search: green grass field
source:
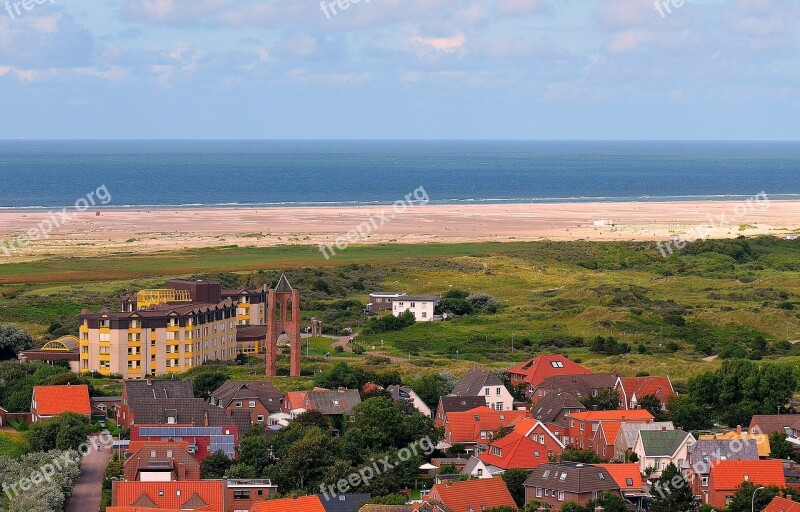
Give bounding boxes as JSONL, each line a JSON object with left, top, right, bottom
{"left": 0, "top": 429, "right": 29, "bottom": 458}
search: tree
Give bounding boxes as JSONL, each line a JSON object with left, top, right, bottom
{"left": 313, "top": 362, "right": 361, "bottom": 389}
{"left": 637, "top": 394, "right": 668, "bottom": 421}
{"left": 193, "top": 370, "right": 228, "bottom": 398}
{"left": 0, "top": 324, "right": 33, "bottom": 360}
{"left": 410, "top": 372, "right": 457, "bottom": 407}
{"left": 438, "top": 463, "right": 458, "bottom": 475}
{"left": 29, "top": 412, "right": 92, "bottom": 452}
{"left": 587, "top": 492, "right": 628, "bottom": 512}
{"left": 723, "top": 482, "right": 782, "bottom": 512}
{"left": 769, "top": 431, "right": 796, "bottom": 460}
{"left": 483, "top": 507, "right": 517, "bottom": 512}
{"left": 666, "top": 395, "right": 713, "bottom": 431}
{"left": 370, "top": 494, "right": 409, "bottom": 505}
{"left": 561, "top": 448, "right": 603, "bottom": 463}
{"left": 201, "top": 450, "right": 232, "bottom": 478}
{"left": 465, "top": 293, "right": 500, "bottom": 313}
{"left": 227, "top": 463, "right": 257, "bottom": 478}
{"left": 502, "top": 468, "right": 530, "bottom": 507}
{"left": 649, "top": 463, "right": 694, "bottom": 512}
{"left": 580, "top": 388, "right": 620, "bottom": 411}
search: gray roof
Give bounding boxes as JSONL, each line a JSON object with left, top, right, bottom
{"left": 533, "top": 391, "right": 586, "bottom": 425}
{"left": 688, "top": 439, "right": 759, "bottom": 474}
{"left": 461, "top": 456, "right": 483, "bottom": 475}
{"left": 438, "top": 396, "right": 486, "bottom": 417}
{"left": 308, "top": 389, "right": 362, "bottom": 415}
{"left": 398, "top": 295, "right": 440, "bottom": 302}
{"left": 618, "top": 422, "right": 675, "bottom": 449}
{"left": 275, "top": 274, "right": 293, "bottom": 292}
{"left": 749, "top": 415, "right": 800, "bottom": 436}
{"left": 124, "top": 380, "right": 194, "bottom": 400}
{"left": 534, "top": 374, "right": 616, "bottom": 399}
{"left": 451, "top": 368, "right": 504, "bottom": 396}
{"left": 523, "top": 462, "right": 620, "bottom": 494}
{"left": 639, "top": 429, "right": 692, "bottom": 457}
{"left": 318, "top": 493, "right": 371, "bottom": 512}
{"left": 210, "top": 381, "right": 284, "bottom": 413}
{"left": 129, "top": 398, "right": 210, "bottom": 425}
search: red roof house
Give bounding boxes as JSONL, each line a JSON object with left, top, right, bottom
{"left": 764, "top": 497, "right": 800, "bottom": 512}
{"left": 427, "top": 477, "right": 516, "bottom": 512}
{"left": 31, "top": 384, "right": 91, "bottom": 422}
{"left": 507, "top": 355, "right": 592, "bottom": 393}
{"left": 707, "top": 460, "right": 786, "bottom": 510}
{"left": 478, "top": 432, "right": 551, "bottom": 472}
{"left": 251, "top": 495, "right": 326, "bottom": 512}
{"left": 112, "top": 481, "right": 225, "bottom": 511}
{"left": 444, "top": 406, "right": 529, "bottom": 449}
{"left": 615, "top": 376, "right": 676, "bottom": 410}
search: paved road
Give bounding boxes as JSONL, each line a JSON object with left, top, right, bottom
{"left": 67, "top": 435, "right": 112, "bottom": 512}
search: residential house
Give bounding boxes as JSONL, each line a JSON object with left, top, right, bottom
{"left": 684, "top": 438, "right": 759, "bottom": 506}
{"left": 698, "top": 427, "right": 771, "bottom": 458}
{"left": 118, "top": 379, "right": 195, "bottom": 427}
{"left": 592, "top": 421, "right": 622, "bottom": 461}
{"left": 461, "top": 456, "right": 494, "bottom": 479}
{"left": 130, "top": 424, "right": 239, "bottom": 461}
{"left": 613, "top": 422, "right": 674, "bottom": 462}
{"left": 435, "top": 396, "right": 487, "bottom": 428}
{"left": 283, "top": 388, "right": 362, "bottom": 420}
{"left": 523, "top": 462, "right": 622, "bottom": 510}
{"left": 431, "top": 457, "right": 469, "bottom": 473}
{"left": 615, "top": 376, "right": 676, "bottom": 411}
{"left": 392, "top": 295, "right": 440, "bottom": 322}
{"left": 532, "top": 373, "right": 616, "bottom": 404}
{"left": 706, "top": 459, "right": 786, "bottom": 510}
{"left": 31, "top": 384, "right": 91, "bottom": 422}
{"left": 632, "top": 428, "right": 695, "bottom": 479}
{"left": 565, "top": 409, "right": 654, "bottom": 451}
{"left": 451, "top": 367, "right": 514, "bottom": 412}
{"left": 209, "top": 381, "right": 284, "bottom": 426}
{"left": 368, "top": 292, "right": 406, "bottom": 312}
{"left": 750, "top": 415, "right": 800, "bottom": 437}
{"left": 513, "top": 418, "right": 565, "bottom": 457}
{"left": 123, "top": 441, "right": 201, "bottom": 481}
{"left": 111, "top": 478, "right": 277, "bottom": 512}
{"left": 477, "top": 432, "right": 550, "bottom": 474}
{"left": 443, "top": 406, "right": 528, "bottom": 452}
{"left": 532, "top": 391, "right": 586, "bottom": 427}
{"left": 764, "top": 496, "right": 800, "bottom": 512}
{"left": 426, "top": 476, "right": 517, "bottom": 512}
{"left": 595, "top": 463, "right": 646, "bottom": 509}
{"left": 507, "top": 355, "right": 592, "bottom": 396}
{"left": 92, "top": 396, "right": 122, "bottom": 420}
{"left": 387, "top": 385, "right": 432, "bottom": 417}
{"left": 317, "top": 493, "right": 371, "bottom": 512}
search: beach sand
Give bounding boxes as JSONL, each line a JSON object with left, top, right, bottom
{"left": 1, "top": 200, "right": 798, "bottom": 262}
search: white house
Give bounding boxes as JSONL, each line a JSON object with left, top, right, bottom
{"left": 461, "top": 456, "right": 495, "bottom": 479}
{"left": 633, "top": 428, "right": 695, "bottom": 479}
{"left": 392, "top": 295, "right": 440, "bottom": 322}
{"left": 451, "top": 367, "right": 515, "bottom": 412}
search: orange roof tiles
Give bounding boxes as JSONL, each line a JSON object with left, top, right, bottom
{"left": 113, "top": 481, "right": 224, "bottom": 511}
{"left": 598, "top": 421, "right": 622, "bottom": 444}
{"left": 478, "top": 432, "right": 550, "bottom": 470}
{"left": 126, "top": 440, "right": 190, "bottom": 455}
{"left": 446, "top": 407, "right": 529, "bottom": 444}
{"left": 764, "top": 497, "right": 800, "bottom": 512}
{"left": 568, "top": 410, "right": 654, "bottom": 422}
{"left": 428, "top": 477, "right": 516, "bottom": 512}
{"left": 33, "top": 384, "right": 91, "bottom": 416}
{"left": 617, "top": 376, "right": 676, "bottom": 406}
{"left": 596, "top": 463, "right": 643, "bottom": 492}
{"left": 507, "top": 355, "right": 592, "bottom": 387}
{"left": 709, "top": 460, "right": 786, "bottom": 490}
{"left": 251, "top": 495, "right": 326, "bottom": 512}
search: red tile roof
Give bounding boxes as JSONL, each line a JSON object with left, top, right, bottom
{"left": 568, "top": 410, "right": 654, "bottom": 422}
{"left": 445, "top": 407, "right": 529, "bottom": 444}
{"left": 616, "top": 376, "right": 676, "bottom": 408}
{"left": 598, "top": 421, "right": 622, "bottom": 445}
{"left": 764, "top": 497, "right": 800, "bottom": 512}
{"left": 709, "top": 460, "right": 786, "bottom": 490}
{"left": 33, "top": 384, "right": 91, "bottom": 416}
{"left": 507, "top": 355, "right": 592, "bottom": 387}
{"left": 596, "top": 464, "right": 643, "bottom": 492}
{"left": 428, "top": 477, "right": 516, "bottom": 512}
{"left": 251, "top": 495, "right": 326, "bottom": 512}
{"left": 478, "top": 432, "right": 550, "bottom": 470}
{"left": 126, "top": 440, "right": 190, "bottom": 455}
{"left": 113, "top": 481, "right": 224, "bottom": 511}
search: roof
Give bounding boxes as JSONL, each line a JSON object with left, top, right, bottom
{"left": 597, "top": 421, "right": 622, "bottom": 445}
{"left": 125, "top": 442, "right": 199, "bottom": 473}
{"left": 127, "top": 398, "right": 213, "bottom": 425}
{"left": 512, "top": 418, "right": 564, "bottom": 448}
{"left": 764, "top": 497, "right": 800, "bottom": 512}
{"left": 274, "top": 274, "right": 294, "bottom": 293}
{"left": 397, "top": 295, "right": 440, "bottom": 302}
{"left": 569, "top": 409, "right": 655, "bottom": 422}
{"left": 535, "top": 373, "right": 616, "bottom": 399}
{"left": 252, "top": 495, "right": 326, "bottom": 512}
{"left": 616, "top": 376, "right": 675, "bottom": 405}
{"left": 709, "top": 459, "right": 786, "bottom": 490}
{"left": 113, "top": 481, "right": 224, "bottom": 511}
{"left": 750, "top": 415, "right": 800, "bottom": 436}
{"left": 688, "top": 439, "right": 759, "bottom": 473}
{"left": 210, "top": 381, "right": 284, "bottom": 413}
{"left": 595, "top": 464, "right": 642, "bottom": 492}
{"left": 532, "top": 391, "right": 586, "bottom": 424}
{"left": 523, "top": 462, "right": 620, "bottom": 494}
{"left": 236, "top": 325, "right": 268, "bottom": 342}
{"left": 507, "top": 355, "right": 592, "bottom": 387}
{"left": 358, "top": 506, "right": 413, "bottom": 512}
{"left": 445, "top": 407, "right": 529, "bottom": 444}
{"left": 285, "top": 389, "right": 362, "bottom": 415}
{"left": 617, "top": 422, "right": 675, "bottom": 449}
{"left": 317, "top": 493, "right": 371, "bottom": 512}
{"left": 33, "top": 384, "right": 91, "bottom": 416}
{"left": 477, "top": 432, "right": 550, "bottom": 470}
{"left": 428, "top": 476, "right": 516, "bottom": 512}
{"left": 127, "top": 440, "right": 190, "bottom": 455}
{"left": 638, "top": 429, "right": 693, "bottom": 457}
{"left": 438, "top": 396, "right": 487, "bottom": 415}
{"left": 124, "top": 380, "right": 194, "bottom": 400}
{"left": 369, "top": 292, "right": 406, "bottom": 298}
{"left": 699, "top": 431, "right": 771, "bottom": 458}
{"left": 451, "top": 368, "right": 504, "bottom": 396}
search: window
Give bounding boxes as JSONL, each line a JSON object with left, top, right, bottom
{"left": 257, "top": 415, "right": 265, "bottom": 422}
{"left": 626, "top": 478, "right": 634, "bottom": 486}
{"left": 598, "top": 472, "right": 605, "bottom": 480}
{"left": 236, "top": 402, "right": 242, "bottom": 408}
{"left": 421, "top": 312, "right": 427, "bottom": 318}
{"left": 654, "top": 462, "right": 661, "bottom": 470}
{"left": 477, "top": 468, "right": 483, "bottom": 476}
{"left": 558, "top": 491, "right": 565, "bottom": 502}
{"left": 234, "top": 490, "right": 251, "bottom": 500}
{"left": 550, "top": 361, "right": 564, "bottom": 368}
{"left": 535, "top": 488, "right": 542, "bottom": 498}
{"left": 560, "top": 473, "right": 567, "bottom": 481}
{"left": 249, "top": 401, "right": 256, "bottom": 408}
{"left": 539, "top": 435, "right": 545, "bottom": 444}
{"left": 485, "top": 388, "right": 490, "bottom": 396}
{"left": 534, "top": 451, "right": 540, "bottom": 457}
{"left": 496, "top": 388, "right": 501, "bottom": 395}
{"left": 701, "top": 477, "right": 709, "bottom": 487}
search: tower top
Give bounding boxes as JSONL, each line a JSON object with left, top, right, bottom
{"left": 275, "top": 273, "right": 293, "bottom": 293}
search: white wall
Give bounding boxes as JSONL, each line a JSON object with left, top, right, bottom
{"left": 393, "top": 299, "right": 436, "bottom": 322}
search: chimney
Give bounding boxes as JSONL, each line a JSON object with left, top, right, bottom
{"left": 736, "top": 425, "right": 742, "bottom": 435}
{"left": 146, "top": 378, "right": 152, "bottom": 386}
{"left": 292, "top": 494, "right": 299, "bottom": 501}
{"left": 662, "top": 426, "right": 667, "bottom": 432}
{"left": 67, "top": 382, "right": 71, "bottom": 388}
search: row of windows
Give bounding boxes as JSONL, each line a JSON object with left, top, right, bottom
{"left": 534, "top": 488, "right": 565, "bottom": 501}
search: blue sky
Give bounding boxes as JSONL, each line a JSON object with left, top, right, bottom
{"left": 0, "top": 0, "right": 798, "bottom": 139}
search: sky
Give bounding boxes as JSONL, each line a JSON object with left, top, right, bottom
{"left": 0, "top": 0, "right": 798, "bottom": 139}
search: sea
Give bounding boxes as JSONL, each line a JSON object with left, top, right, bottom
{"left": 0, "top": 140, "right": 799, "bottom": 209}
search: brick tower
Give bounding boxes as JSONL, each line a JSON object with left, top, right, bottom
{"left": 266, "top": 274, "right": 302, "bottom": 377}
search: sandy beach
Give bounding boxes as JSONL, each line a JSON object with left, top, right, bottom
{"left": 1, "top": 200, "right": 798, "bottom": 262}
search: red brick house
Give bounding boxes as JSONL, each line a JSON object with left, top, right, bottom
{"left": 507, "top": 355, "right": 592, "bottom": 395}
{"left": 209, "top": 381, "right": 284, "bottom": 425}
{"left": 443, "top": 406, "right": 528, "bottom": 451}
{"left": 523, "top": 462, "right": 622, "bottom": 510}
{"left": 31, "top": 384, "right": 91, "bottom": 422}
{"left": 477, "top": 432, "right": 551, "bottom": 473}
{"left": 435, "top": 396, "right": 486, "bottom": 427}
{"left": 111, "top": 479, "right": 277, "bottom": 512}
{"left": 707, "top": 460, "right": 786, "bottom": 510}
{"left": 615, "top": 376, "right": 676, "bottom": 411}
{"left": 123, "top": 441, "right": 200, "bottom": 481}
{"left": 513, "top": 418, "right": 565, "bottom": 457}
{"left": 564, "top": 409, "right": 654, "bottom": 451}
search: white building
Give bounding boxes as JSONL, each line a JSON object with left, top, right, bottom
{"left": 451, "top": 367, "right": 515, "bottom": 412}
{"left": 392, "top": 295, "right": 440, "bottom": 322}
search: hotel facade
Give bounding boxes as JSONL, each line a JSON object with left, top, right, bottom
{"left": 79, "top": 279, "right": 271, "bottom": 379}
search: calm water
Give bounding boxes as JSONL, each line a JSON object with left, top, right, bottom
{"left": 1, "top": 140, "right": 799, "bottom": 208}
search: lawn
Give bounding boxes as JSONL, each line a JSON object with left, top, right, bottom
{"left": 0, "top": 429, "right": 29, "bottom": 458}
